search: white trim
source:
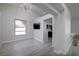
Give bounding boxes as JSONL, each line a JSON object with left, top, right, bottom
{"left": 64, "top": 37, "right": 73, "bottom": 54}
{"left": 2, "top": 38, "right": 32, "bottom": 44}
{"left": 34, "top": 38, "right": 44, "bottom": 43}
{"left": 53, "top": 50, "right": 64, "bottom": 54}
{"left": 44, "top": 4, "right": 60, "bottom": 15}
{"left": 53, "top": 36, "right": 72, "bottom": 55}
{"left": 33, "top": 14, "right": 54, "bottom": 43}
{"left": 39, "top": 13, "right": 54, "bottom": 21}
{"left": 41, "top": 14, "right": 54, "bottom": 43}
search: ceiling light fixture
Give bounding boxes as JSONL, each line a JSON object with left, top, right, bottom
{"left": 19, "top": 3, "right": 32, "bottom": 11}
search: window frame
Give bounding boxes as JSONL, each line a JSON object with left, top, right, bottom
{"left": 15, "top": 18, "right": 26, "bottom": 35}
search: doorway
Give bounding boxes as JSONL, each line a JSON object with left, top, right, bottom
{"left": 43, "top": 17, "right": 53, "bottom": 43}
{"left": 33, "top": 14, "right": 54, "bottom": 44}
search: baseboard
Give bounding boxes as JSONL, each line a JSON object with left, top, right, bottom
{"left": 2, "top": 38, "right": 32, "bottom": 44}
{"left": 64, "top": 38, "right": 73, "bottom": 54}
{"left": 53, "top": 37, "right": 72, "bottom": 55}
{"left": 53, "top": 49, "right": 65, "bottom": 54}
{"left": 34, "top": 38, "right": 44, "bottom": 43}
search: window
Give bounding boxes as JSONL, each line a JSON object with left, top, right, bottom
{"left": 15, "top": 19, "right": 26, "bottom": 35}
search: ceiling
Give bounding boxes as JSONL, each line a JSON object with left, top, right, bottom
{"left": 32, "top": 3, "right": 64, "bottom": 16}
{"left": 66, "top": 3, "right": 79, "bottom": 19}
{"left": 32, "top": 3, "right": 58, "bottom": 16}
{"left": 1, "top": 3, "right": 77, "bottom": 20}
{"left": 49, "top": 3, "right": 64, "bottom": 12}
{"left": 0, "top": 3, "right": 65, "bottom": 18}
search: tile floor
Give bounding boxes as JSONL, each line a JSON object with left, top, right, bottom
{"left": 0, "top": 39, "right": 54, "bottom": 56}
{"left": 1, "top": 38, "right": 79, "bottom": 56}
{"left": 67, "top": 40, "right": 79, "bottom": 56}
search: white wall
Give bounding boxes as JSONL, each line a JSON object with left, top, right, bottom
{"left": 52, "top": 4, "right": 71, "bottom": 54}
{"left": 64, "top": 9, "right": 71, "bottom": 54}
{"left": 33, "top": 16, "right": 44, "bottom": 43}
{"left": 1, "top": 4, "right": 40, "bottom": 43}
{"left": 71, "top": 19, "right": 79, "bottom": 34}
{"left": 52, "top": 14, "right": 66, "bottom": 54}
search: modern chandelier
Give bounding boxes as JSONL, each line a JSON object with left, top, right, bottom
{"left": 19, "top": 3, "right": 32, "bottom": 11}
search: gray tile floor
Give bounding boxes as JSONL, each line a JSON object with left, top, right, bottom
{"left": 67, "top": 40, "right": 79, "bottom": 56}
{"left": 1, "top": 38, "right": 79, "bottom": 56}
{"left": 0, "top": 39, "right": 55, "bottom": 56}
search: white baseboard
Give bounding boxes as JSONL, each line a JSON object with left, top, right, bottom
{"left": 64, "top": 38, "right": 73, "bottom": 54}
{"left": 53, "top": 37, "right": 72, "bottom": 55}
{"left": 2, "top": 38, "right": 32, "bottom": 44}
{"left": 34, "top": 38, "right": 44, "bottom": 43}
{"left": 53, "top": 49, "right": 65, "bottom": 54}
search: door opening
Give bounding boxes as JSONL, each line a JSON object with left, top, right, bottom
{"left": 44, "top": 17, "right": 53, "bottom": 43}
